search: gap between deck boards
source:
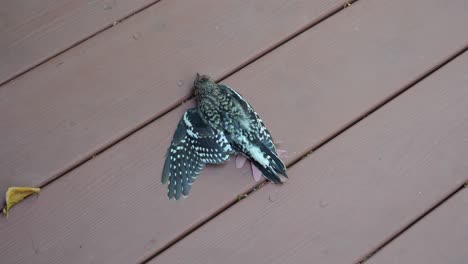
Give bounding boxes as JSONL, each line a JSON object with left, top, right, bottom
{"left": 141, "top": 47, "right": 468, "bottom": 263}
{"left": 359, "top": 180, "right": 468, "bottom": 263}
{"left": 148, "top": 47, "right": 468, "bottom": 264}
{"left": 2, "top": 0, "right": 467, "bottom": 262}
{"left": 28, "top": 0, "right": 358, "bottom": 196}
{"left": 0, "top": 0, "right": 163, "bottom": 87}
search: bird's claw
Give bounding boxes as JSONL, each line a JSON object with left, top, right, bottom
{"left": 251, "top": 164, "right": 263, "bottom": 182}
{"left": 276, "top": 148, "right": 288, "bottom": 158}
{"left": 235, "top": 154, "right": 248, "bottom": 169}
{"left": 235, "top": 149, "right": 288, "bottom": 182}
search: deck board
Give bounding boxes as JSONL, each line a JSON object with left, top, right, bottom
{"left": 0, "top": 0, "right": 343, "bottom": 201}
{"left": 1, "top": 0, "right": 467, "bottom": 263}
{"left": 153, "top": 52, "right": 468, "bottom": 264}
{"left": 368, "top": 188, "right": 468, "bottom": 264}
{"left": 0, "top": 0, "right": 158, "bottom": 84}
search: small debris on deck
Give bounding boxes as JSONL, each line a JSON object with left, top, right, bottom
{"left": 3, "top": 187, "right": 41, "bottom": 216}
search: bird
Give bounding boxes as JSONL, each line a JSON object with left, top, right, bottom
{"left": 162, "top": 73, "right": 287, "bottom": 200}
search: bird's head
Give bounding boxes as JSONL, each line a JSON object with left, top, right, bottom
{"left": 193, "top": 73, "right": 217, "bottom": 97}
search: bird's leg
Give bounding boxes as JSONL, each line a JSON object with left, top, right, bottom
{"left": 276, "top": 149, "right": 288, "bottom": 158}
{"left": 275, "top": 141, "right": 288, "bottom": 159}
{"left": 251, "top": 163, "right": 263, "bottom": 182}
{"left": 235, "top": 153, "right": 248, "bottom": 169}
{"left": 235, "top": 148, "right": 288, "bottom": 182}
{"left": 235, "top": 153, "right": 262, "bottom": 181}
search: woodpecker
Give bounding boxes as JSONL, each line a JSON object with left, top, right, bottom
{"left": 162, "top": 74, "right": 287, "bottom": 199}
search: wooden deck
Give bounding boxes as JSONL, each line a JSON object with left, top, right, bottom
{"left": 1, "top": 0, "right": 467, "bottom": 263}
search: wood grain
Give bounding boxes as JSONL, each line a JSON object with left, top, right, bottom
{"left": 153, "top": 52, "right": 468, "bottom": 264}
{"left": 368, "top": 188, "right": 468, "bottom": 264}
{"left": 0, "top": 0, "right": 157, "bottom": 84}
{"left": 1, "top": 0, "right": 467, "bottom": 263}
{"left": 0, "top": 0, "right": 343, "bottom": 200}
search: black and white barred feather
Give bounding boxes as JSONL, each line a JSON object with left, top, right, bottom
{"left": 162, "top": 109, "right": 234, "bottom": 199}
{"left": 162, "top": 74, "right": 287, "bottom": 200}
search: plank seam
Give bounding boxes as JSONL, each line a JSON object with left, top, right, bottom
{"left": 142, "top": 46, "right": 468, "bottom": 263}
{"left": 357, "top": 180, "right": 468, "bottom": 263}
{"left": 214, "top": 0, "right": 359, "bottom": 85}
{"left": 31, "top": 1, "right": 360, "bottom": 192}
{"left": 0, "top": 0, "right": 162, "bottom": 87}
{"left": 353, "top": 45, "right": 468, "bottom": 260}
{"left": 288, "top": 46, "right": 468, "bottom": 170}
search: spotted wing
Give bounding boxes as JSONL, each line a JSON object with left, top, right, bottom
{"left": 220, "top": 84, "right": 276, "bottom": 152}
{"left": 162, "top": 108, "right": 234, "bottom": 200}
{"left": 219, "top": 84, "right": 287, "bottom": 181}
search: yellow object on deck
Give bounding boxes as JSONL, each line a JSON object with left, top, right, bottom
{"left": 3, "top": 187, "right": 41, "bottom": 216}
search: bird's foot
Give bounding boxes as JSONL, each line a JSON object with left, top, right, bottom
{"left": 276, "top": 149, "right": 288, "bottom": 158}
{"left": 235, "top": 153, "right": 248, "bottom": 169}
{"left": 235, "top": 149, "right": 288, "bottom": 182}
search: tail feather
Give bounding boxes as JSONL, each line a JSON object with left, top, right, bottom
{"left": 243, "top": 140, "right": 287, "bottom": 183}
{"left": 249, "top": 158, "right": 282, "bottom": 183}
{"left": 266, "top": 145, "right": 288, "bottom": 178}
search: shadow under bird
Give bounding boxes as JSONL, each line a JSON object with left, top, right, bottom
{"left": 162, "top": 74, "right": 287, "bottom": 200}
